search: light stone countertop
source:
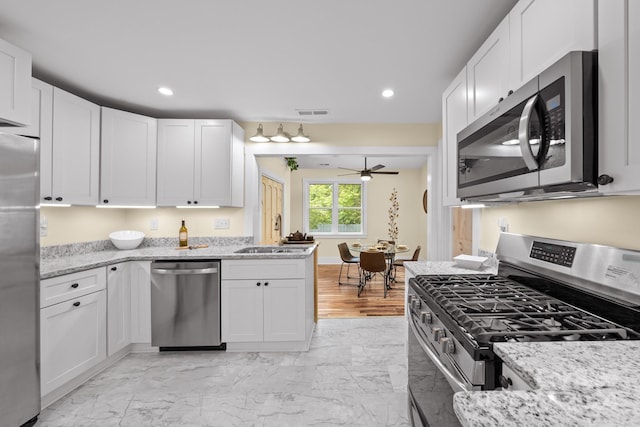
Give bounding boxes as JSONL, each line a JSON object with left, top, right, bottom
{"left": 40, "top": 244, "right": 317, "bottom": 279}
{"left": 454, "top": 341, "right": 640, "bottom": 426}
{"left": 403, "top": 261, "right": 640, "bottom": 426}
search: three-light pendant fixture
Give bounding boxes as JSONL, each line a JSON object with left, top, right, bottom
{"left": 249, "top": 123, "right": 310, "bottom": 143}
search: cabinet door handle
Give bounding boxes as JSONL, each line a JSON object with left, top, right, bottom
{"left": 111, "top": 266, "right": 117, "bottom": 271}
{"left": 256, "top": 282, "right": 261, "bottom": 286}
{"left": 187, "top": 200, "right": 192, "bottom": 204}
{"left": 194, "top": 200, "right": 198, "bottom": 204}
{"left": 44, "top": 196, "right": 52, "bottom": 201}
{"left": 264, "top": 281, "right": 269, "bottom": 286}
{"left": 73, "top": 301, "right": 80, "bottom": 307}
{"left": 55, "top": 197, "right": 63, "bottom": 202}
{"left": 71, "top": 283, "right": 79, "bottom": 288}
{"left": 103, "top": 199, "right": 109, "bottom": 204}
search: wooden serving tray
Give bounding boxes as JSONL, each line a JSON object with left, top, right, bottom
{"left": 283, "top": 240, "right": 315, "bottom": 244}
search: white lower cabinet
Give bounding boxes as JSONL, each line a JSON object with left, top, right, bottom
{"left": 40, "top": 269, "right": 107, "bottom": 397}
{"left": 222, "top": 278, "right": 305, "bottom": 342}
{"left": 107, "top": 262, "right": 131, "bottom": 355}
{"left": 221, "top": 279, "right": 264, "bottom": 342}
{"left": 129, "top": 260, "right": 151, "bottom": 344}
{"left": 221, "top": 258, "right": 312, "bottom": 348}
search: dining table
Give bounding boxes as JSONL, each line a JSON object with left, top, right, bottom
{"left": 348, "top": 243, "right": 410, "bottom": 283}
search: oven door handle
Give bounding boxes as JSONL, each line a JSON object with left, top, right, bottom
{"left": 518, "top": 94, "right": 541, "bottom": 171}
{"left": 409, "top": 315, "right": 473, "bottom": 393}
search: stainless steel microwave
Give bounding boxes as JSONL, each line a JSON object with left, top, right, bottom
{"left": 456, "top": 51, "right": 597, "bottom": 202}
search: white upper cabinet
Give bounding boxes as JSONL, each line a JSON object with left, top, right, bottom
{"left": 467, "top": 16, "right": 511, "bottom": 122}
{"left": 43, "top": 87, "right": 100, "bottom": 205}
{"left": 598, "top": 0, "right": 640, "bottom": 194}
{"left": 509, "top": 0, "right": 596, "bottom": 90}
{"left": 156, "top": 119, "right": 196, "bottom": 206}
{"left": 441, "top": 67, "right": 468, "bottom": 206}
{"left": 100, "top": 107, "right": 157, "bottom": 206}
{"left": 0, "top": 78, "right": 52, "bottom": 138}
{"left": 157, "top": 119, "right": 244, "bottom": 207}
{"left": 195, "top": 120, "right": 244, "bottom": 207}
{"left": 0, "top": 37, "right": 31, "bottom": 126}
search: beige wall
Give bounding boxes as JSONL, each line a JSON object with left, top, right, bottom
{"left": 41, "top": 206, "right": 245, "bottom": 246}
{"left": 478, "top": 195, "right": 640, "bottom": 253}
{"left": 288, "top": 168, "right": 427, "bottom": 261}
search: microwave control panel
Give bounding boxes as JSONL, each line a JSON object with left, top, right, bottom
{"left": 530, "top": 241, "right": 576, "bottom": 267}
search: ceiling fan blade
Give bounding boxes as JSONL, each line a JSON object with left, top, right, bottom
{"left": 337, "top": 172, "right": 359, "bottom": 176}
{"left": 338, "top": 167, "right": 361, "bottom": 172}
{"left": 371, "top": 171, "right": 399, "bottom": 175}
{"left": 370, "top": 164, "right": 386, "bottom": 171}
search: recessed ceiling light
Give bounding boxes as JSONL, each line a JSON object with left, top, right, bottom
{"left": 382, "top": 89, "right": 394, "bottom": 98}
{"left": 158, "top": 87, "right": 174, "bottom": 96}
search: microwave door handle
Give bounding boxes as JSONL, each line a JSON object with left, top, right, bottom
{"left": 518, "top": 94, "right": 540, "bottom": 171}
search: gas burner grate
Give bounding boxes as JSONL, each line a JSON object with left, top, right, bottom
{"left": 413, "top": 274, "right": 635, "bottom": 344}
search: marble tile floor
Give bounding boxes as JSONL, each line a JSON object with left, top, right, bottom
{"left": 36, "top": 317, "right": 410, "bottom": 427}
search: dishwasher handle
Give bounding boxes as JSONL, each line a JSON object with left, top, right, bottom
{"left": 151, "top": 267, "right": 218, "bottom": 275}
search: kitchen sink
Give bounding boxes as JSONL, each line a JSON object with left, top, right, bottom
{"left": 234, "top": 246, "right": 309, "bottom": 254}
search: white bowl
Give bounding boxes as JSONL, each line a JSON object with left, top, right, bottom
{"left": 109, "top": 230, "right": 145, "bottom": 250}
{"left": 453, "top": 254, "right": 488, "bottom": 270}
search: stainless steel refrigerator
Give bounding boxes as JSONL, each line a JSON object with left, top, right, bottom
{"left": 0, "top": 132, "right": 40, "bottom": 426}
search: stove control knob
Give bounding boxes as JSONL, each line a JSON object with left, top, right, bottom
{"left": 440, "top": 337, "right": 455, "bottom": 354}
{"left": 411, "top": 299, "right": 421, "bottom": 310}
{"left": 420, "top": 311, "right": 432, "bottom": 324}
{"left": 432, "top": 327, "right": 444, "bottom": 341}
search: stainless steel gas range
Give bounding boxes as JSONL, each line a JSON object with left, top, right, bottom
{"left": 407, "top": 233, "right": 640, "bottom": 427}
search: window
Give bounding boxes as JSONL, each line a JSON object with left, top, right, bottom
{"left": 304, "top": 179, "right": 366, "bottom": 236}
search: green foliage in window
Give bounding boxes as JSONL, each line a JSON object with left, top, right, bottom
{"left": 308, "top": 182, "right": 363, "bottom": 233}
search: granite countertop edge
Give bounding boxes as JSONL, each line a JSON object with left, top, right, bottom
{"left": 40, "top": 244, "right": 318, "bottom": 279}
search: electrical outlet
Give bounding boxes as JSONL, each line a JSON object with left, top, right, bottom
{"left": 150, "top": 218, "right": 158, "bottom": 231}
{"left": 40, "top": 216, "right": 48, "bottom": 237}
{"left": 214, "top": 218, "right": 230, "bottom": 229}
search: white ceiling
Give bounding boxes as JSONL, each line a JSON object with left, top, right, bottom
{"left": 0, "top": 0, "right": 516, "bottom": 126}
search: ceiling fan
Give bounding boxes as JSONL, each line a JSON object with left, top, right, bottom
{"left": 338, "top": 157, "right": 399, "bottom": 181}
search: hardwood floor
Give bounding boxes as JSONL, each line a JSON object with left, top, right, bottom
{"left": 317, "top": 264, "right": 406, "bottom": 318}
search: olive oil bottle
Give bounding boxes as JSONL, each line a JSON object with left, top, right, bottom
{"left": 179, "top": 220, "right": 188, "bottom": 247}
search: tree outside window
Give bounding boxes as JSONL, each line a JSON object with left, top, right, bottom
{"left": 306, "top": 180, "right": 365, "bottom": 235}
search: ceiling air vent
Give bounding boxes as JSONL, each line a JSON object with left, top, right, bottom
{"left": 296, "top": 109, "right": 329, "bottom": 116}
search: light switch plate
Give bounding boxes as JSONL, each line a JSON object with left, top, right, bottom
{"left": 40, "top": 215, "right": 48, "bottom": 237}
{"left": 150, "top": 218, "right": 158, "bottom": 230}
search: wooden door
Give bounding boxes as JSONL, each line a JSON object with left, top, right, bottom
{"left": 452, "top": 207, "right": 472, "bottom": 257}
{"left": 261, "top": 175, "right": 283, "bottom": 244}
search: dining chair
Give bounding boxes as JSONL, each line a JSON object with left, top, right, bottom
{"left": 337, "top": 242, "right": 360, "bottom": 286}
{"left": 358, "top": 250, "right": 390, "bottom": 298}
{"left": 392, "top": 245, "right": 421, "bottom": 280}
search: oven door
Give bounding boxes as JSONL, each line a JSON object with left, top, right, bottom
{"left": 408, "top": 310, "right": 469, "bottom": 427}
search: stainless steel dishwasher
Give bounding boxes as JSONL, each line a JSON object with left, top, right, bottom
{"left": 150, "top": 260, "right": 223, "bottom": 350}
